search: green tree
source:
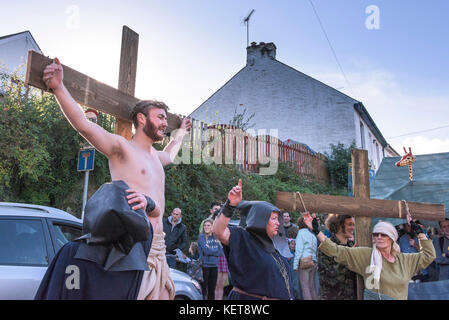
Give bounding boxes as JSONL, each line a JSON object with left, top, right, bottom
{"left": 325, "top": 142, "right": 356, "bottom": 189}
{"left": 0, "top": 73, "right": 113, "bottom": 216}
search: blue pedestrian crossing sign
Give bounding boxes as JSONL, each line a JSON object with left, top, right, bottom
{"left": 77, "top": 148, "right": 95, "bottom": 171}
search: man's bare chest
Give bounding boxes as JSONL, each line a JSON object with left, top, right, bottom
{"left": 134, "top": 151, "right": 163, "bottom": 177}
{"left": 109, "top": 149, "right": 165, "bottom": 193}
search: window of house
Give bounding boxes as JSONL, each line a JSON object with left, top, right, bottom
{"left": 360, "top": 122, "right": 365, "bottom": 149}
{"left": 368, "top": 133, "right": 372, "bottom": 157}
{"left": 376, "top": 142, "right": 380, "bottom": 165}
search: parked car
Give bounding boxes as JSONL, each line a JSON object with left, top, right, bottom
{"left": 0, "top": 202, "right": 202, "bottom": 300}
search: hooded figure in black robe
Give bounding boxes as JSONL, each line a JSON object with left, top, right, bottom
{"left": 35, "top": 180, "right": 153, "bottom": 300}
{"left": 223, "top": 201, "right": 294, "bottom": 300}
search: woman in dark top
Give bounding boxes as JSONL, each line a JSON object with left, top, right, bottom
{"left": 198, "top": 219, "right": 223, "bottom": 300}
{"left": 212, "top": 179, "right": 294, "bottom": 300}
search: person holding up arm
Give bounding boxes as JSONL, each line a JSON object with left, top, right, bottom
{"left": 213, "top": 179, "right": 294, "bottom": 300}
{"left": 36, "top": 58, "right": 191, "bottom": 300}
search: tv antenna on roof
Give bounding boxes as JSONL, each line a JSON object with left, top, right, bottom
{"left": 243, "top": 9, "right": 255, "bottom": 47}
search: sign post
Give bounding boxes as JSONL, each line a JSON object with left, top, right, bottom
{"left": 78, "top": 148, "right": 95, "bottom": 220}
{"left": 77, "top": 109, "right": 98, "bottom": 220}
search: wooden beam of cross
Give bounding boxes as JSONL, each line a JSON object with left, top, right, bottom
{"left": 116, "top": 26, "right": 138, "bottom": 139}
{"left": 276, "top": 149, "right": 445, "bottom": 299}
{"left": 352, "top": 149, "right": 373, "bottom": 300}
{"left": 276, "top": 191, "right": 444, "bottom": 221}
{"left": 25, "top": 26, "right": 182, "bottom": 139}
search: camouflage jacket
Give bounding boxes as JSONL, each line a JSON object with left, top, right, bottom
{"left": 317, "top": 235, "right": 357, "bottom": 300}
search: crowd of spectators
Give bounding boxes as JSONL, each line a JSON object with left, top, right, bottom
{"left": 164, "top": 202, "right": 449, "bottom": 300}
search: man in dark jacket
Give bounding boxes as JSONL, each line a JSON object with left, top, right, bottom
{"left": 282, "top": 211, "right": 298, "bottom": 239}
{"left": 433, "top": 218, "right": 449, "bottom": 281}
{"left": 163, "top": 208, "right": 187, "bottom": 269}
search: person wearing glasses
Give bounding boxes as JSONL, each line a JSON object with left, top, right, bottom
{"left": 303, "top": 212, "right": 435, "bottom": 300}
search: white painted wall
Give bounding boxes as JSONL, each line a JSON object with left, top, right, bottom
{"left": 0, "top": 32, "right": 41, "bottom": 79}
{"left": 353, "top": 109, "right": 398, "bottom": 171}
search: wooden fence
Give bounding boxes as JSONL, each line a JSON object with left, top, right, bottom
{"left": 173, "top": 119, "right": 329, "bottom": 184}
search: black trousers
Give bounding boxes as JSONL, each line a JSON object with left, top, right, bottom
{"left": 201, "top": 266, "right": 218, "bottom": 300}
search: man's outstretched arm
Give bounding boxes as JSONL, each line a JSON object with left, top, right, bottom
{"left": 43, "top": 58, "right": 125, "bottom": 157}
{"left": 158, "top": 117, "right": 191, "bottom": 166}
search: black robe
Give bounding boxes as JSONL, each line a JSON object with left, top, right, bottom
{"left": 224, "top": 226, "right": 294, "bottom": 300}
{"left": 35, "top": 180, "right": 154, "bottom": 300}
{"left": 34, "top": 238, "right": 151, "bottom": 300}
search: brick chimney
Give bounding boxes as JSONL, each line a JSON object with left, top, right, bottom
{"left": 246, "top": 42, "right": 277, "bottom": 66}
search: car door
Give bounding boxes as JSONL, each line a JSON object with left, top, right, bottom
{"left": 0, "top": 217, "right": 52, "bottom": 299}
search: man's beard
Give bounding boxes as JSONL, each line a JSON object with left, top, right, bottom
{"left": 143, "top": 118, "right": 165, "bottom": 141}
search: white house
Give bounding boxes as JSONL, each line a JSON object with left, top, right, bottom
{"left": 0, "top": 31, "right": 42, "bottom": 79}
{"left": 189, "top": 42, "right": 399, "bottom": 170}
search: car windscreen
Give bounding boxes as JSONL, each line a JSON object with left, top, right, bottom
{"left": 0, "top": 219, "right": 48, "bottom": 266}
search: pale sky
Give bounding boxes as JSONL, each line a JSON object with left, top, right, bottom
{"left": 2, "top": 0, "right": 448, "bottom": 155}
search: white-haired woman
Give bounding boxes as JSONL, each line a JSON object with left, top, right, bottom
{"left": 303, "top": 212, "right": 435, "bottom": 300}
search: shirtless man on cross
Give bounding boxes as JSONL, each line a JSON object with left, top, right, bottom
{"left": 43, "top": 58, "right": 191, "bottom": 300}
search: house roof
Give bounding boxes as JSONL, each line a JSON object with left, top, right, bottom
{"left": 277, "top": 59, "right": 396, "bottom": 151}
{"left": 385, "top": 145, "right": 400, "bottom": 157}
{"left": 0, "top": 31, "right": 28, "bottom": 41}
{"left": 0, "top": 30, "right": 42, "bottom": 53}
{"left": 371, "top": 152, "right": 449, "bottom": 227}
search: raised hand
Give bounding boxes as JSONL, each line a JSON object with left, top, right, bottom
{"left": 407, "top": 212, "right": 424, "bottom": 235}
{"left": 302, "top": 211, "right": 313, "bottom": 229}
{"left": 180, "top": 117, "right": 192, "bottom": 133}
{"left": 302, "top": 212, "right": 320, "bottom": 235}
{"left": 42, "top": 57, "right": 64, "bottom": 92}
{"left": 410, "top": 220, "right": 424, "bottom": 235}
{"left": 228, "top": 179, "right": 242, "bottom": 206}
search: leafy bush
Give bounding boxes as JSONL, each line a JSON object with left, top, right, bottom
{"left": 0, "top": 74, "right": 112, "bottom": 214}
{"left": 325, "top": 142, "right": 356, "bottom": 189}
{"left": 164, "top": 162, "right": 344, "bottom": 242}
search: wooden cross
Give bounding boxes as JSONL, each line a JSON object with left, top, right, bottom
{"left": 276, "top": 149, "right": 445, "bottom": 299}
{"left": 24, "top": 25, "right": 182, "bottom": 139}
